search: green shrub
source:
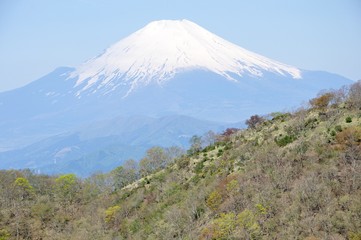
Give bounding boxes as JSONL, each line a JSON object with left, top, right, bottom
{"left": 143, "top": 177, "right": 150, "bottom": 184}
{"left": 194, "top": 160, "right": 205, "bottom": 174}
{"left": 346, "top": 116, "right": 352, "bottom": 123}
{"left": 275, "top": 135, "right": 296, "bottom": 147}
{"left": 193, "top": 206, "right": 205, "bottom": 220}
{"left": 224, "top": 143, "right": 232, "bottom": 150}
{"left": 129, "top": 219, "right": 141, "bottom": 234}
{"left": 191, "top": 175, "right": 201, "bottom": 184}
{"left": 330, "top": 130, "right": 336, "bottom": 137}
{"left": 335, "top": 125, "right": 342, "bottom": 132}
{"left": 305, "top": 118, "right": 318, "bottom": 128}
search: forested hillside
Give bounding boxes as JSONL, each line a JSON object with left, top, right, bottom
{"left": 0, "top": 81, "right": 360, "bottom": 240}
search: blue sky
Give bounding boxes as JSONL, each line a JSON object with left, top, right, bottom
{"left": 0, "top": 0, "right": 360, "bottom": 91}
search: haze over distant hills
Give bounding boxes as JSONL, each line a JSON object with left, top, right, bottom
{"left": 0, "top": 19, "right": 352, "bottom": 176}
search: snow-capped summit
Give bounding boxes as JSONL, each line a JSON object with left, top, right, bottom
{"left": 70, "top": 19, "right": 301, "bottom": 97}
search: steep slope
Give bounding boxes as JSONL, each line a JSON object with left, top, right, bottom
{"left": 0, "top": 82, "right": 360, "bottom": 239}
{"left": 91, "top": 83, "right": 361, "bottom": 239}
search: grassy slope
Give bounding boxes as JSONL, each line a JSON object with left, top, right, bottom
{"left": 112, "top": 105, "right": 361, "bottom": 239}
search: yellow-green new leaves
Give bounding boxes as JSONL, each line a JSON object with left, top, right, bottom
{"left": 238, "top": 209, "right": 261, "bottom": 238}
{"left": 55, "top": 174, "right": 78, "bottom": 203}
{"left": 0, "top": 229, "right": 10, "bottom": 240}
{"left": 105, "top": 205, "right": 123, "bottom": 230}
{"left": 105, "top": 205, "right": 121, "bottom": 223}
{"left": 255, "top": 203, "right": 267, "bottom": 215}
{"left": 200, "top": 209, "right": 261, "bottom": 240}
{"left": 213, "top": 213, "right": 237, "bottom": 238}
{"left": 200, "top": 212, "right": 237, "bottom": 239}
{"left": 206, "top": 190, "right": 223, "bottom": 211}
{"left": 14, "top": 177, "right": 34, "bottom": 199}
{"left": 226, "top": 179, "right": 238, "bottom": 196}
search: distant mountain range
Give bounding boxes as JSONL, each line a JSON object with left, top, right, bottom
{"left": 0, "top": 19, "right": 352, "bottom": 176}
{"left": 0, "top": 115, "right": 232, "bottom": 176}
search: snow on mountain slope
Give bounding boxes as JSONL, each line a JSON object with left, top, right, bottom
{"left": 70, "top": 19, "right": 301, "bottom": 97}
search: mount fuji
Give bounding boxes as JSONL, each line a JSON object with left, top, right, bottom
{"left": 0, "top": 19, "right": 352, "bottom": 175}
{"left": 71, "top": 19, "right": 301, "bottom": 97}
